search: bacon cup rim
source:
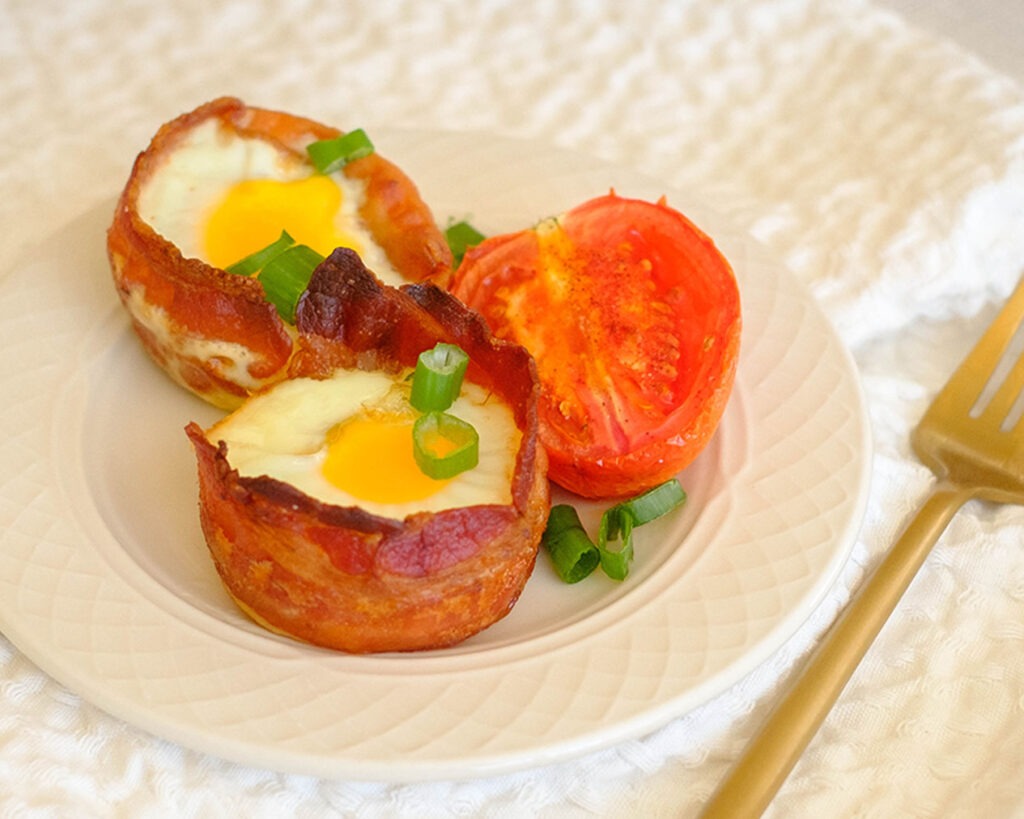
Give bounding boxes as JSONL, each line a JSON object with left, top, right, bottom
{"left": 187, "top": 249, "right": 549, "bottom": 654}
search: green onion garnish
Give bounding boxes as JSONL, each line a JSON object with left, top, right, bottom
{"left": 306, "top": 128, "right": 375, "bottom": 174}
{"left": 613, "top": 478, "right": 688, "bottom": 527}
{"left": 445, "top": 220, "right": 486, "bottom": 267}
{"left": 224, "top": 230, "right": 296, "bottom": 276}
{"left": 596, "top": 505, "right": 636, "bottom": 581}
{"left": 412, "top": 411, "right": 480, "bottom": 480}
{"left": 410, "top": 343, "right": 470, "bottom": 412}
{"left": 541, "top": 504, "right": 601, "bottom": 583}
{"left": 256, "top": 244, "right": 324, "bottom": 323}
{"left": 596, "top": 478, "right": 687, "bottom": 581}
{"left": 545, "top": 478, "right": 688, "bottom": 583}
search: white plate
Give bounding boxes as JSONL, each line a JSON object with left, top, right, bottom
{"left": 0, "top": 130, "right": 870, "bottom": 781}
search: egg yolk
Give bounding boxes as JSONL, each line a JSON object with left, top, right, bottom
{"left": 322, "top": 415, "right": 451, "bottom": 504}
{"left": 203, "top": 175, "right": 364, "bottom": 270}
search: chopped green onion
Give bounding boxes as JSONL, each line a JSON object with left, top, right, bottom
{"left": 257, "top": 245, "right": 324, "bottom": 323}
{"left": 306, "top": 129, "right": 375, "bottom": 174}
{"left": 410, "top": 343, "right": 469, "bottom": 412}
{"left": 615, "top": 478, "right": 687, "bottom": 526}
{"left": 596, "top": 478, "right": 687, "bottom": 581}
{"left": 221, "top": 232, "right": 324, "bottom": 322}
{"left": 542, "top": 504, "right": 600, "bottom": 583}
{"left": 546, "top": 478, "right": 687, "bottom": 584}
{"left": 597, "top": 506, "right": 635, "bottom": 581}
{"left": 445, "top": 220, "right": 486, "bottom": 267}
{"left": 224, "top": 230, "right": 295, "bottom": 276}
{"left": 412, "top": 411, "right": 479, "bottom": 479}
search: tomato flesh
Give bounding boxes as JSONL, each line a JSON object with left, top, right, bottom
{"left": 449, "top": 192, "right": 741, "bottom": 499}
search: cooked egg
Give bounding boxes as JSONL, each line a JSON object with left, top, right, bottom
{"left": 137, "top": 118, "right": 404, "bottom": 286}
{"left": 206, "top": 368, "right": 521, "bottom": 519}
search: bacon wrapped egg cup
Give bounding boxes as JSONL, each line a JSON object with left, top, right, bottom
{"left": 108, "top": 97, "right": 452, "bottom": 409}
{"left": 186, "top": 249, "right": 549, "bottom": 653}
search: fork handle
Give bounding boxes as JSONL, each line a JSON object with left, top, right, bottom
{"left": 699, "top": 483, "right": 974, "bottom": 819}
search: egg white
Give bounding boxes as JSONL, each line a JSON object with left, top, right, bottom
{"left": 137, "top": 118, "right": 404, "bottom": 285}
{"left": 207, "top": 368, "right": 522, "bottom": 519}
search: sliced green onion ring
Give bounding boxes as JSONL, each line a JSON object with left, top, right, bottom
{"left": 597, "top": 506, "right": 635, "bottom": 581}
{"left": 577, "top": 478, "right": 687, "bottom": 582}
{"left": 445, "top": 220, "right": 486, "bottom": 267}
{"left": 306, "top": 128, "right": 375, "bottom": 174}
{"left": 542, "top": 504, "right": 600, "bottom": 583}
{"left": 596, "top": 478, "right": 687, "bottom": 581}
{"left": 224, "top": 230, "right": 296, "bottom": 276}
{"left": 616, "top": 478, "right": 688, "bottom": 526}
{"left": 257, "top": 244, "right": 325, "bottom": 323}
{"left": 410, "top": 343, "right": 470, "bottom": 412}
{"left": 412, "top": 411, "right": 479, "bottom": 480}
{"left": 545, "top": 479, "right": 688, "bottom": 584}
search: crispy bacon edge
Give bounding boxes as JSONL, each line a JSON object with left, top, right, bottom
{"left": 107, "top": 96, "right": 453, "bottom": 409}
{"left": 185, "top": 249, "right": 549, "bottom": 653}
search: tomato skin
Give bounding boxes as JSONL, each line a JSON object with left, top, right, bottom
{"left": 449, "top": 192, "right": 741, "bottom": 499}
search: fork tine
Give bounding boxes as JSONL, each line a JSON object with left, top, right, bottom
{"left": 977, "top": 338, "right": 1024, "bottom": 427}
{"left": 932, "top": 277, "right": 1024, "bottom": 416}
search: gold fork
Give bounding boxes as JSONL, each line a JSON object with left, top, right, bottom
{"left": 701, "top": 276, "right": 1024, "bottom": 818}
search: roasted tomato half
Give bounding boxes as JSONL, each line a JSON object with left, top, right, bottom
{"left": 108, "top": 96, "right": 452, "bottom": 409}
{"left": 449, "top": 192, "right": 741, "bottom": 499}
{"left": 187, "top": 249, "right": 548, "bottom": 654}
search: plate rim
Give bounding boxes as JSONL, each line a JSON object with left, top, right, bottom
{"left": 0, "top": 128, "right": 872, "bottom": 781}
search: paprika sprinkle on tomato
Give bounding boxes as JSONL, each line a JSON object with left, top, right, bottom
{"left": 448, "top": 191, "right": 741, "bottom": 499}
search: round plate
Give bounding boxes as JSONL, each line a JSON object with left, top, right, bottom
{"left": 0, "top": 130, "right": 870, "bottom": 781}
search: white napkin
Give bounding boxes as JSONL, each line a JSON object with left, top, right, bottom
{"left": 2, "top": 1, "right": 1024, "bottom": 816}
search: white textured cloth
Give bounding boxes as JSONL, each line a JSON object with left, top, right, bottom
{"left": 2, "top": 0, "right": 1024, "bottom": 816}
